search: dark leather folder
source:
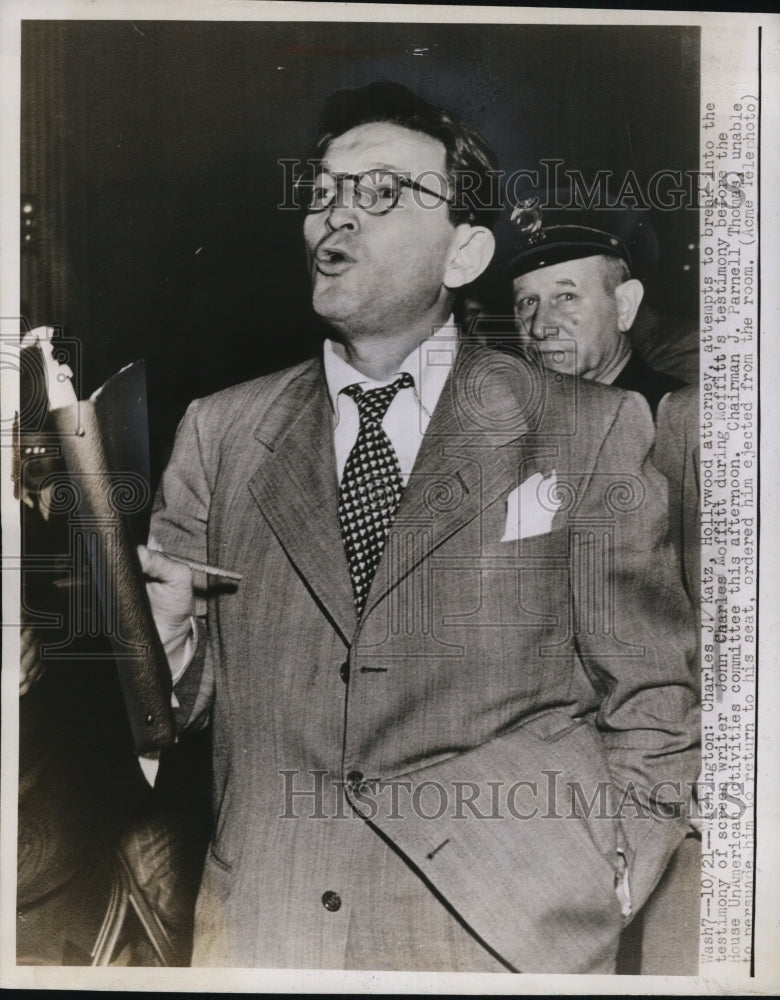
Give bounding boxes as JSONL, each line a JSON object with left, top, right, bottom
{"left": 26, "top": 342, "right": 176, "bottom": 751}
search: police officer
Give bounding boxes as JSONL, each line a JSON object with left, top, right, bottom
{"left": 507, "top": 204, "right": 686, "bottom": 416}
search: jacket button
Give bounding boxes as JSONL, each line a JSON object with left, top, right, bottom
{"left": 339, "top": 661, "right": 350, "bottom": 683}
{"left": 321, "top": 890, "right": 341, "bottom": 912}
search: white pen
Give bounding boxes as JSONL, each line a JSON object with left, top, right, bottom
{"left": 158, "top": 551, "right": 243, "bottom": 581}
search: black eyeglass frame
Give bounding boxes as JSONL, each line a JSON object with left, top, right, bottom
{"left": 296, "top": 169, "right": 455, "bottom": 216}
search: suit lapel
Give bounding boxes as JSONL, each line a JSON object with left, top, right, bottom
{"left": 362, "top": 345, "right": 533, "bottom": 617}
{"left": 246, "top": 347, "right": 547, "bottom": 633}
{"left": 247, "top": 364, "right": 357, "bottom": 641}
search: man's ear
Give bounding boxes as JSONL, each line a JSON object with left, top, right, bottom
{"left": 443, "top": 225, "right": 495, "bottom": 289}
{"left": 614, "top": 278, "right": 644, "bottom": 332}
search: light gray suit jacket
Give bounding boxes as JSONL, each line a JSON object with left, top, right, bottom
{"left": 151, "top": 343, "right": 699, "bottom": 972}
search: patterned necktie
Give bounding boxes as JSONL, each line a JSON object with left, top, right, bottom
{"left": 338, "top": 372, "right": 414, "bottom": 615}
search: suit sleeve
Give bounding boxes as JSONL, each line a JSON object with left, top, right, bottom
{"left": 148, "top": 399, "right": 215, "bottom": 731}
{"left": 573, "top": 390, "right": 700, "bottom": 912}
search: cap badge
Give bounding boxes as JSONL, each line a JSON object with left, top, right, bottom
{"left": 510, "top": 197, "right": 545, "bottom": 244}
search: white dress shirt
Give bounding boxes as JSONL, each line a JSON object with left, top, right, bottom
{"left": 323, "top": 319, "right": 459, "bottom": 486}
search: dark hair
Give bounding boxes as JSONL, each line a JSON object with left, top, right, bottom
{"left": 313, "top": 81, "right": 502, "bottom": 230}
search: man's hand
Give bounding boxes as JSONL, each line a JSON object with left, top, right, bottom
{"left": 137, "top": 544, "right": 195, "bottom": 649}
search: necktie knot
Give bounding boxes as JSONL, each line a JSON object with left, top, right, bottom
{"left": 343, "top": 372, "right": 414, "bottom": 427}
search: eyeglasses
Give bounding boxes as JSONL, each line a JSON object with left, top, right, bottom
{"left": 296, "top": 169, "right": 454, "bottom": 216}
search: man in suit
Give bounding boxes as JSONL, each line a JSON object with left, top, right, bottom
{"left": 508, "top": 212, "right": 686, "bottom": 416}
{"left": 139, "top": 82, "right": 699, "bottom": 973}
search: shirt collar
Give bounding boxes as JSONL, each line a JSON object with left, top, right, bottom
{"left": 323, "top": 318, "right": 459, "bottom": 420}
{"left": 598, "top": 344, "right": 633, "bottom": 385}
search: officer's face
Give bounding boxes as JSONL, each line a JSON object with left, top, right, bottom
{"left": 303, "top": 122, "right": 460, "bottom": 341}
{"left": 512, "top": 256, "right": 625, "bottom": 380}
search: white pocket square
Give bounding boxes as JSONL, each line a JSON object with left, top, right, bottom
{"left": 501, "top": 470, "right": 563, "bottom": 542}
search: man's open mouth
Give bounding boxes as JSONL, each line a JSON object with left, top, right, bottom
{"left": 314, "top": 246, "right": 356, "bottom": 275}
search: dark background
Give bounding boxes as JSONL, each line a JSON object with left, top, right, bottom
{"left": 22, "top": 20, "right": 700, "bottom": 481}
